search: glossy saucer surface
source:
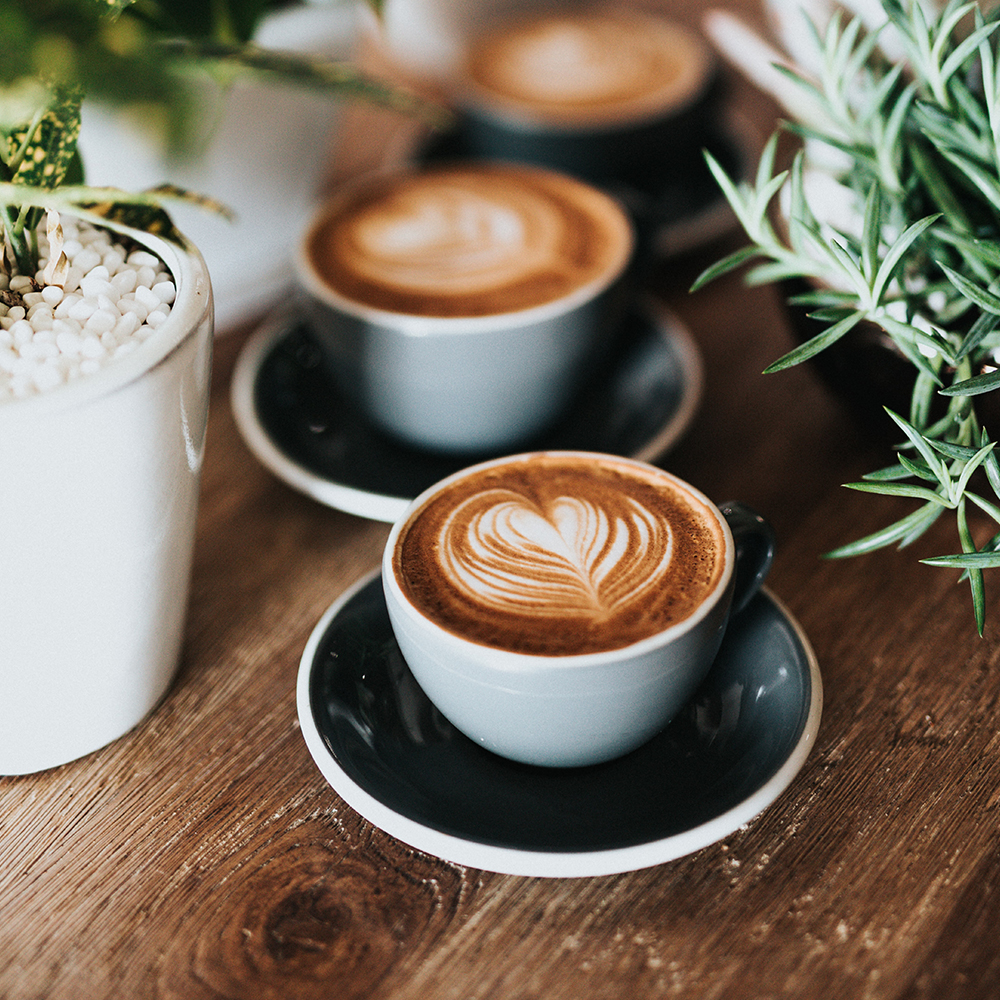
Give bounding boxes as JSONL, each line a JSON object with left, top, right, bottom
{"left": 232, "top": 301, "right": 702, "bottom": 522}
{"left": 297, "top": 572, "right": 822, "bottom": 878}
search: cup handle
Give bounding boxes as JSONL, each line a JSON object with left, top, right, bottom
{"left": 720, "top": 502, "right": 776, "bottom": 616}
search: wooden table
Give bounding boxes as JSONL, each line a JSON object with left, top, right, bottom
{"left": 4, "top": 2, "right": 1000, "bottom": 996}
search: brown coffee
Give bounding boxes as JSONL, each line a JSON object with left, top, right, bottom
{"left": 394, "top": 454, "right": 727, "bottom": 655}
{"left": 462, "top": 10, "right": 712, "bottom": 128}
{"left": 304, "top": 163, "right": 633, "bottom": 318}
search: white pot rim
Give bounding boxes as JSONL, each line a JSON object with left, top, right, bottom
{"left": 0, "top": 221, "right": 213, "bottom": 424}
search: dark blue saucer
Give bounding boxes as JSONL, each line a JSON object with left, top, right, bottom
{"left": 296, "top": 572, "right": 822, "bottom": 877}
{"left": 232, "top": 300, "right": 702, "bottom": 522}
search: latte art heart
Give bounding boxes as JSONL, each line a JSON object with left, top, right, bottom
{"left": 349, "top": 183, "right": 556, "bottom": 295}
{"left": 438, "top": 491, "right": 673, "bottom": 620}
{"left": 303, "top": 163, "right": 633, "bottom": 318}
{"left": 395, "top": 454, "right": 727, "bottom": 655}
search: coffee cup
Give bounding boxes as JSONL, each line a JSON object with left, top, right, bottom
{"left": 296, "top": 161, "right": 635, "bottom": 454}
{"left": 381, "top": 451, "right": 775, "bottom": 768}
{"left": 451, "top": 7, "right": 719, "bottom": 191}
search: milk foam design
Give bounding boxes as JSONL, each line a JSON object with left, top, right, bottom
{"left": 438, "top": 490, "right": 673, "bottom": 620}
{"left": 347, "top": 179, "right": 556, "bottom": 296}
{"left": 464, "top": 11, "right": 711, "bottom": 126}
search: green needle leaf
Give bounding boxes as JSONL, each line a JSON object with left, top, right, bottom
{"left": 763, "top": 310, "right": 866, "bottom": 372}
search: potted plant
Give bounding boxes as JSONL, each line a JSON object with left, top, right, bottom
{"left": 696, "top": 0, "right": 1000, "bottom": 633}
{"left": 0, "top": 0, "right": 427, "bottom": 774}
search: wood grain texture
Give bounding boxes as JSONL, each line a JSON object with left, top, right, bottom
{"left": 4, "top": 1, "right": 1000, "bottom": 996}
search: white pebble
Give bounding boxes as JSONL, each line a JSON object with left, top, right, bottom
{"left": 0, "top": 346, "right": 17, "bottom": 372}
{"left": 152, "top": 280, "right": 176, "bottom": 305}
{"left": 10, "top": 320, "right": 34, "bottom": 344}
{"left": 113, "top": 340, "right": 139, "bottom": 358}
{"left": 9, "top": 275, "right": 34, "bottom": 293}
{"left": 112, "top": 270, "right": 137, "bottom": 295}
{"left": 145, "top": 309, "right": 169, "bottom": 329}
{"left": 72, "top": 248, "right": 102, "bottom": 274}
{"left": 128, "top": 250, "right": 160, "bottom": 268}
{"left": 52, "top": 317, "right": 83, "bottom": 338}
{"left": 113, "top": 312, "right": 140, "bottom": 340}
{"left": 41, "top": 285, "right": 64, "bottom": 306}
{"left": 103, "top": 249, "right": 126, "bottom": 273}
{"left": 54, "top": 294, "right": 81, "bottom": 318}
{"left": 80, "top": 336, "right": 107, "bottom": 359}
{"left": 68, "top": 298, "right": 96, "bottom": 322}
{"left": 118, "top": 296, "right": 148, "bottom": 323}
{"left": 19, "top": 340, "right": 58, "bottom": 362}
{"left": 32, "top": 364, "right": 64, "bottom": 393}
{"left": 63, "top": 266, "right": 84, "bottom": 293}
{"left": 79, "top": 275, "right": 115, "bottom": 300}
{"left": 136, "top": 265, "right": 157, "bottom": 288}
{"left": 7, "top": 306, "right": 25, "bottom": 322}
{"left": 134, "top": 284, "right": 160, "bottom": 310}
{"left": 86, "top": 309, "right": 118, "bottom": 334}
{"left": 56, "top": 330, "right": 84, "bottom": 356}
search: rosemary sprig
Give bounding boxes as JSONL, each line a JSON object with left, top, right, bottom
{"left": 696, "top": 0, "right": 1000, "bottom": 633}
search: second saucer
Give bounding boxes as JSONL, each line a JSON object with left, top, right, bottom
{"left": 231, "top": 298, "right": 702, "bottom": 522}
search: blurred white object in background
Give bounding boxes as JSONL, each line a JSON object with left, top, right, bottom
{"left": 79, "top": 3, "right": 359, "bottom": 332}
{"left": 362, "top": 0, "right": 566, "bottom": 83}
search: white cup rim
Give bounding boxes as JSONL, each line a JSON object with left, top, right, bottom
{"left": 295, "top": 161, "right": 635, "bottom": 333}
{"left": 383, "top": 450, "right": 736, "bottom": 668}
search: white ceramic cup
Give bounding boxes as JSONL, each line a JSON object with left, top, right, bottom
{"left": 295, "top": 161, "right": 634, "bottom": 454}
{"left": 382, "top": 451, "right": 774, "bottom": 767}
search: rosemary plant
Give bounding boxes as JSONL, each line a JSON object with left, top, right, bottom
{"left": 1, "top": 0, "right": 427, "bottom": 281}
{"left": 695, "top": 0, "right": 1000, "bottom": 633}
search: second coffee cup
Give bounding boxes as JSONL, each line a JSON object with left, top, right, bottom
{"left": 295, "top": 161, "right": 634, "bottom": 454}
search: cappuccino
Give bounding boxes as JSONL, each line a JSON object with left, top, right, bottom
{"left": 394, "top": 453, "right": 727, "bottom": 655}
{"left": 462, "top": 9, "right": 713, "bottom": 129}
{"left": 303, "top": 162, "right": 633, "bottom": 318}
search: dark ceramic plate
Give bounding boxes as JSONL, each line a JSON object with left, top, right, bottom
{"left": 296, "top": 572, "right": 822, "bottom": 877}
{"left": 231, "top": 300, "right": 702, "bottom": 522}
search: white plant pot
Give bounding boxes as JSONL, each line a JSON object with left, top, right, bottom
{"left": 0, "top": 228, "right": 214, "bottom": 775}
{"left": 78, "top": 3, "right": 358, "bottom": 332}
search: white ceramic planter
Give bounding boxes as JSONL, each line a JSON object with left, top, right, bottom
{"left": 0, "top": 228, "right": 213, "bottom": 774}
{"left": 78, "top": 2, "right": 358, "bottom": 331}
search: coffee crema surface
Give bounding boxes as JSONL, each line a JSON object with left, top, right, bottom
{"left": 463, "top": 10, "right": 711, "bottom": 127}
{"left": 395, "top": 455, "right": 727, "bottom": 656}
{"left": 305, "top": 164, "right": 632, "bottom": 318}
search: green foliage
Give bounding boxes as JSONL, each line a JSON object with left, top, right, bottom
{"left": 694, "top": 0, "right": 1000, "bottom": 633}
{"left": 0, "top": 0, "right": 431, "bottom": 276}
